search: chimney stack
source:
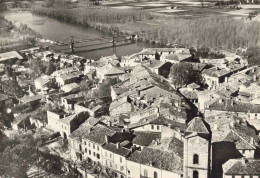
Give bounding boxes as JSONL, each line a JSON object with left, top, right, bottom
{"left": 229, "top": 121, "right": 235, "bottom": 129}
{"left": 231, "top": 100, "right": 234, "bottom": 106}
{"left": 116, "top": 142, "right": 120, "bottom": 149}
{"left": 105, "top": 135, "right": 109, "bottom": 144}
{"left": 108, "top": 121, "right": 112, "bottom": 127}
{"left": 250, "top": 137, "right": 254, "bottom": 145}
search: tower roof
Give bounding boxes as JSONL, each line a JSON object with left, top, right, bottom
{"left": 185, "top": 117, "right": 210, "bottom": 135}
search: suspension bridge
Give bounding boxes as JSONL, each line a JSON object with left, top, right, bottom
{"left": 48, "top": 35, "right": 134, "bottom": 54}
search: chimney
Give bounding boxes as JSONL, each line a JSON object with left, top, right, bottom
{"left": 149, "top": 161, "right": 154, "bottom": 166}
{"left": 105, "top": 135, "right": 109, "bottom": 144}
{"left": 88, "top": 127, "right": 93, "bottom": 132}
{"left": 116, "top": 142, "right": 120, "bottom": 149}
{"left": 236, "top": 119, "right": 241, "bottom": 125}
{"left": 242, "top": 118, "right": 247, "bottom": 126}
{"left": 250, "top": 137, "right": 254, "bottom": 145}
{"left": 229, "top": 121, "right": 235, "bottom": 129}
{"left": 174, "top": 101, "right": 179, "bottom": 107}
{"left": 108, "top": 121, "right": 112, "bottom": 127}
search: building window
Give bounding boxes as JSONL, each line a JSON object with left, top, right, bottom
{"left": 89, "top": 150, "right": 91, "bottom": 155}
{"left": 84, "top": 141, "right": 86, "bottom": 145}
{"left": 97, "top": 153, "right": 100, "bottom": 159}
{"left": 120, "top": 157, "right": 122, "bottom": 163}
{"left": 93, "top": 152, "right": 96, "bottom": 157}
{"left": 79, "top": 144, "right": 82, "bottom": 151}
{"left": 193, "top": 154, "right": 199, "bottom": 164}
{"left": 97, "top": 146, "right": 99, "bottom": 151}
{"left": 89, "top": 142, "right": 91, "bottom": 147}
{"left": 154, "top": 171, "right": 158, "bottom": 178}
{"left": 85, "top": 148, "right": 87, "bottom": 153}
{"left": 157, "top": 125, "right": 160, "bottom": 130}
{"left": 110, "top": 153, "right": 112, "bottom": 158}
{"left": 105, "top": 151, "right": 107, "bottom": 157}
{"left": 120, "top": 166, "right": 124, "bottom": 171}
{"left": 193, "top": 171, "right": 198, "bottom": 178}
{"left": 121, "top": 175, "right": 124, "bottom": 178}
{"left": 93, "top": 144, "right": 95, "bottom": 149}
{"left": 144, "top": 169, "right": 148, "bottom": 177}
{"left": 151, "top": 125, "right": 154, "bottom": 130}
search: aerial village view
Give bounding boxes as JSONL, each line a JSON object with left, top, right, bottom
{"left": 0, "top": 0, "right": 260, "bottom": 177}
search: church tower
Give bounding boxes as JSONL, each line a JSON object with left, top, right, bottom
{"left": 183, "top": 117, "right": 211, "bottom": 178}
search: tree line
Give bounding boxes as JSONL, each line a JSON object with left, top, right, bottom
{"left": 143, "top": 17, "right": 260, "bottom": 49}
{"left": 32, "top": 7, "right": 260, "bottom": 51}
{"left": 32, "top": 7, "right": 154, "bottom": 25}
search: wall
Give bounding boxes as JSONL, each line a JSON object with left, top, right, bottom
{"left": 110, "top": 102, "right": 132, "bottom": 116}
{"left": 161, "top": 126, "right": 182, "bottom": 140}
{"left": 82, "top": 140, "right": 102, "bottom": 163}
{"left": 126, "top": 160, "right": 140, "bottom": 178}
{"left": 47, "top": 111, "right": 61, "bottom": 131}
{"left": 204, "top": 109, "right": 260, "bottom": 131}
{"left": 184, "top": 136, "right": 210, "bottom": 178}
{"left": 133, "top": 124, "right": 162, "bottom": 133}
{"left": 74, "top": 104, "right": 89, "bottom": 114}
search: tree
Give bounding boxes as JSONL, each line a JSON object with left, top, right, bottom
{"left": 98, "top": 78, "right": 118, "bottom": 97}
{"left": 169, "top": 63, "right": 202, "bottom": 88}
{"left": 245, "top": 47, "right": 260, "bottom": 65}
{"left": 45, "top": 61, "right": 56, "bottom": 75}
{"left": 15, "top": 59, "right": 23, "bottom": 66}
{"left": 28, "top": 60, "right": 45, "bottom": 79}
{"left": 5, "top": 65, "right": 13, "bottom": 78}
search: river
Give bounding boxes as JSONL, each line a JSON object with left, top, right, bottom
{"left": 3, "top": 11, "right": 162, "bottom": 59}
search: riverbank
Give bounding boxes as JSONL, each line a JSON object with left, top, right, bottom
{"left": 0, "top": 16, "right": 41, "bottom": 53}
{"left": 31, "top": 6, "right": 260, "bottom": 49}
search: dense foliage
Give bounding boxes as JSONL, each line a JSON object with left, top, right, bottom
{"left": 0, "top": 131, "right": 68, "bottom": 177}
{"left": 0, "top": 17, "right": 40, "bottom": 53}
{"left": 32, "top": 7, "right": 260, "bottom": 50}
{"left": 144, "top": 17, "right": 260, "bottom": 49}
{"left": 169, "top": 63, "right": 203, "bottom": 88}
{"left": 243, "top": 47, "right": 260, "bottom": 65}
{"left": 32, "top": 7, "right": 154, "bottom": 24}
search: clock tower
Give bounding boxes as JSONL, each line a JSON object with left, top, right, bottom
{"left": 183, "top": 117, "right": 211, "bottom": 178}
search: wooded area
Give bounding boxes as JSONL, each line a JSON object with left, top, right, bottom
{"left": 32, "top": 7, "right": 260, "bottom": 50}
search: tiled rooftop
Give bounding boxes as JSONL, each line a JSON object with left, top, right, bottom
{"left": 223, "top": 158, "right": 260, "bottom": 175}
{"left": 208, "top": 98, "right": 260, "bottom": 113}
{"left": 83, "top": 124, "right": 116, "bottom": 145}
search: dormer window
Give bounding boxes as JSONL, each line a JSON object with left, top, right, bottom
{"left": 193, "top": 154, "right": 199, "bottom": 164}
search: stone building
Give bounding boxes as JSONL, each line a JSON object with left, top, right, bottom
{"left": 183, "top": 117, "right": 211, "bottom": 178}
